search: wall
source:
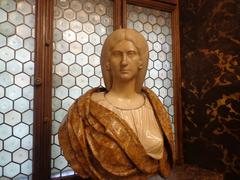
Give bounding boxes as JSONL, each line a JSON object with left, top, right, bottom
{"left": 180, "top": 0, "right": 240, "bottom": 179}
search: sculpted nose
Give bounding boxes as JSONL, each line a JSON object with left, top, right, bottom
{"left": 121, "top": 53, "right": 128, "bottom": 65}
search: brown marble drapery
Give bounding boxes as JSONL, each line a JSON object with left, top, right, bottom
{"left": 59, "top": 87, "right": 174, "bottom": 179}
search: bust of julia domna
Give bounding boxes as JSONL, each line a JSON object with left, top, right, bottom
{"left": 58, "top": 28, "right": 174, "bottom": 180}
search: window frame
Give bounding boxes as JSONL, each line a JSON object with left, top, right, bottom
{"left": 33, "top": 0, "right": 182, "bottom": 179}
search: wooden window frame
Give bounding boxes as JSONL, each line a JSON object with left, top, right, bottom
{"left": 33, "top": 0, "right": 182, "bottom": 179}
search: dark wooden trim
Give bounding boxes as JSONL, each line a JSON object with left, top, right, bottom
{"left": 122, "top": 0, "right": 127, "bottom": 28}
{"left": 127, "top": 0, "right": 176, "bottom": 12}
{"left": 114, "top": 0, "right": 122, "bottom": 29}
{"left": 152, "top": 0, "right": 177, "bottom": 5}
{"left": 171, "top": 0, "right": 183, "bottom": 164}
{"left": 52, "top": 175, "right": 84, "bottom": 180}
{"left": 43, "top": 0, "right": 54, "bottom": 178}
{"left": 33, "top": 0, "right": 54, "bottom": 179}
{"left": 33, "top": 0, "right": 44, "bottom": 178}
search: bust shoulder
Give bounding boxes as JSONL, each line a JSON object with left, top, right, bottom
{"left": 91, "top": 91, "right": 105, "bottom": 103}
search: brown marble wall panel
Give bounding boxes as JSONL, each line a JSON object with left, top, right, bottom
{"left": 179, "top": 0, "right": 240, "bottom": 179}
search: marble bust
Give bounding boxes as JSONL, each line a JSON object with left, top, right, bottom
{"left": 58, "top": 28, "right": 174, "bottom": 180}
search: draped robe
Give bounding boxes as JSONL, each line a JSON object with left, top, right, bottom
{"left": 58, "top": 87, "right": 174, "bottom": 180}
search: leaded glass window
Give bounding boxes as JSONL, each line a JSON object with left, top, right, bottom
{"left": 0, "top": 0, "right": 35, "bottom": 179}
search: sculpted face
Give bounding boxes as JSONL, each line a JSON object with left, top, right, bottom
{"left": 101, "top": 29, "right": 149, "bottom": 92}
{"left": 108, "top": 40, "right": 142, "bottom": 82}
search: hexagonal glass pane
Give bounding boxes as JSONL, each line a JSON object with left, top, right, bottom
{"left": 13, "top": 123, "right": 29, "bottom": 138}
{"left": 16, "top": 48, "right": 31, "bottom": 63}
{"left": 9, "top": 11, "right": 24, "bottom": 25}
{"left": 0, "top": 98, "right": 13, "bottom": 113}
{"left": 0, "top": 0, "right": 16, "bottom": 12}
{"left": 17, "top": 24, "right": 32, "bottom": 39}
{"left": 5, "top": 110, "right": 21, "bottom": 126}
{"left": 55, "top": 5, "right": 64, "bottom": 20}
{"left": 0, "top": 22, "right": 15, "bottom": 36}
{"left": 52, "top": 120, "right": 60, "bottom": 135}
{"left": 51, "top": 144, "right": 60, "bottom": 159}
{"left": 52, "top": 74, "right": 62, "bottom": 88}
{"left": 4, "top": 162, "right": 20, "bottom": 178}
{"left": 55, "top": 86, "right": 68, "bottom": 100}
{"left": 96, "top": 4, "right": 106, "bottom": 15}
{"left": 62, "top": 74, "right": 75, "bottom": 88}
{"left": 89, "top": 76, "right": 100, "bottom": 87}
{"left": 25, "top": 14, "right": 35, "bottom": 28}
{"left": 15, "top": 73, "right": 30, "bottom": 87}
{"left": 82, "top": 43, "right": 94, "bottom": 56}
{"left": 70, "top": 0, "right": 82, "bottom": 11}
{"left": 13, "top": 148, "right": 28, "bottom": 163}
{"left": 64, "top": 9, "right": 75, "bottom": 21}
{"left": 56, "top": 18, "right": 69, "bottom": 31}
{"left": 22, "top": 110, "right": 33, "bottom": 125}
{"left": 14, "top": 97, "right": 29, "bottom": 113}
{"left": 24, "top": 61, "right": 34, "bottom": 76}
{"left": 0, "top": 34, "right": 7, "bottom": 48}
{"left": 24, "top": 37, "right": 35, "bottom": 52}
{"left": 0, "top": 124, "right": 12, "bottom": 140}
{"left": 0, "top": 72, "right": 14, "bottom": 87}
{"left": 21, "top": 160, "right": 32, "bottom": 175}
{"left": 62, "top": 52, "right": 75, "bottom": 65}
{"left": 56, "top": 63, "right": 68, "bottom": 76}
{"left": 56, "top": 40, "right": 69, "bottom": 53}
{"left": 63, "top": 30, "right": 76, "bottom": 43}
{"left": 69, "top": 86, "right": 81, "bottom": 99}
{"left": 55, "top": 109, "right": 67, "bottom": 123}
{"left": 62, "top": 97, "right": 75, "bottom": 111}
{"left": 55, "top": 156, "right": 68, "bottom": 170}
{"left": 70, "top": 20, "right": 82, "bottom": 32}
{"left": 4, "top": 136, "right": 20, "bottom": 152}
{"left": 77, "top": 31, "right": 88, "bottom": 44}
{"left": 76, "top": 10, "right": 88, "bottom": 23}
{"left": 0, "top": 151, "right": 11, "bottom": 166}
{"left": 17, "top": 1, "right": 32, "bottom": 15}
{"left": 89, "top": 13, "right": 100, "bottom": 25}
{"left": 22, "top": 135, "right": 33, "bottom": 150}
{"left": 23, "top": 85, "right": 33, "bottom": 100}
{"left": 8, "top": 35, "right": 23, "bottom": 50}
{"left": 70, "top": 42, "right": 82, "bottom": 54}
{"left": 0, "top": 47, "right": 14, "bottom": 62}
{"left": 0, "top": 86, "right": 4, "bottom": 98}
{"left": 83, "top": 22, "right": 94, "bottom": 34}
{"left": 82, "top": 64, "right": 94, "bottom": 77}
{"left": 7, "top": 60, "right": 22, "bottom": 75}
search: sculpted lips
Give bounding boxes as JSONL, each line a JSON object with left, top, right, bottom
{"left": 120, "top": 69, "right": 130, "bottom": 73}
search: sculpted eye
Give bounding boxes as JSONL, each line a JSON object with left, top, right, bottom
{"left": 112, "top": 51, "right": 121, "bottom": 57}
{"left": 127, "top": 51, "right": 137, "bottom": 57}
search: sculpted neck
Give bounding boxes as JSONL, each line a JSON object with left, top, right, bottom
{"left": 109, "top": 79, "right": 137, "bottom": 98}
{"left": 106, "top": 79, "right": 145, "bottom": 109}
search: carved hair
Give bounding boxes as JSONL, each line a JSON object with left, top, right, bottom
{"left": 101, "top": 28, "right": 149, "bottom": 93}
